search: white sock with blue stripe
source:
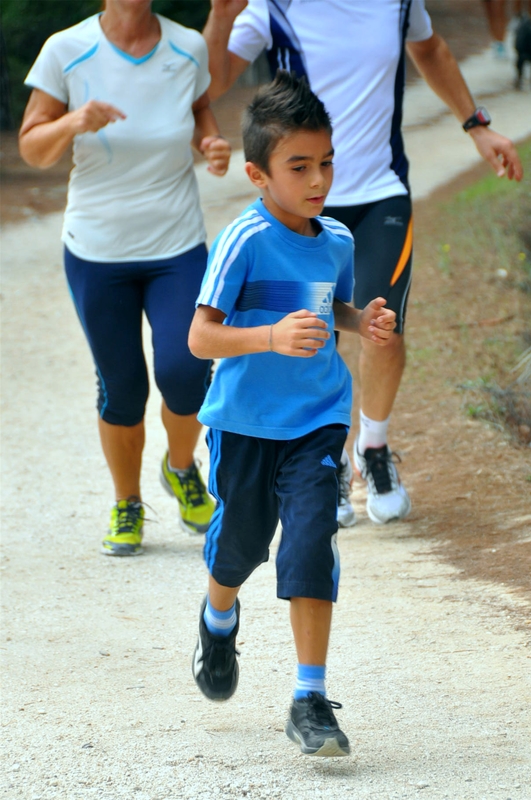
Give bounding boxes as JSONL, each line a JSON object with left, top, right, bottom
{"left": 294, "top": 664, "right": 326, "bottom": 700}
{"left": 203, "top": 596, "right": 237, "bottom": 638}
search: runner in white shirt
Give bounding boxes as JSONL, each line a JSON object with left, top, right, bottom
{"left": 203, "top": 0, "right": 523, "bottom": 526}
{"left": 24, "top": 12, "right": 212, "bottom": 263}
{"left": 20, "top": 0, "right": 232, "bottom": 555}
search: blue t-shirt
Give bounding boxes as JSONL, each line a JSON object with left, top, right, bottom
{"left": 197, "top": 199, "right": 354, "bottom": 439}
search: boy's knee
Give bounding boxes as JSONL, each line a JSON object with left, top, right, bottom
{"left": 211, "top": 557, "right": 265, "bottom": 589}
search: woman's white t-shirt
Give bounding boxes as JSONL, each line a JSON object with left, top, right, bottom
{"left": 25, "top": 14, "right": 210, "bottom": 262}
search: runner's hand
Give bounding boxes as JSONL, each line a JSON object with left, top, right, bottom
{"left": 71, "top": 100, "right": 126, "bottom": 134}
{"left": 469, "top": 126, "right": 523, "bottom": 181}
{"left": 210, "top": 0, "right": 249, "bottom": 21}
{"left": 358, "top": 298, "right": 396, "bottom": 345}
{"left": 270, "top": 310, "right": 330, "bottom": 357}
{"left": 200, "top": 135, "right": 232, "bottom": 176}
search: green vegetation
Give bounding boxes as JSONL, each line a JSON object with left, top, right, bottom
{"left": 448, "top": 141, "right": 531, "bottom": 443}
{"left": 449, "top": 140, "right": 531, "bottom": 283}
{"left": 408, "top": 140, "right": 530, "bottom": 445}
{"left": 0, "top": 0, "right": 210, "bottom": 127}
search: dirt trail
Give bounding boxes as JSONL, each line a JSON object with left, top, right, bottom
{"left": 1, "top": 44, "right": 531, "bottom": 800}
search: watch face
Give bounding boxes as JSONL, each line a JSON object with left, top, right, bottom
{"left": 476, "top": 107, "right": 491, "bottom": 124}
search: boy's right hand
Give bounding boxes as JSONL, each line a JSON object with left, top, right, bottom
{"left": 270, "top": 310, "right": 330, "bottom": 357}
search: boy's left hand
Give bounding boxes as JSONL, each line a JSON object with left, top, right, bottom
{"left": 359, "top": 297, "right": 396, "bottom": 344}
{"left": 200, "top": 135, "right": 231, "bottom": 176}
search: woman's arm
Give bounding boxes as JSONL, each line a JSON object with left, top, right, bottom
{"left": 19, "top": 89, "right": 126, "bottom": 169}
{"left": 192, "top": 91, "right": 231, "bottom": 176}
{"left": 189, "top": 305, "right": 330, "bottom": 359}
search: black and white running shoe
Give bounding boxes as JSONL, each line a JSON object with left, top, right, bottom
{"left": 354, "top": 435, "right": 411, "bottom": 524}
{"left": 286, "top": 692, "right": 350, "bottom": 757}
{"left": 192, "top": 597, "right": 240, "bottom": 701}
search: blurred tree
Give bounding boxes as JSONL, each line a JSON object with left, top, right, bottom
{"left": 0, "top": 0, "right": 210, "bottom": 128}
{"left": 0, "top": 26, "right": 13, "bottom": 129}
{"left": 153, "top": 1, "right": 210, "bottom": 30}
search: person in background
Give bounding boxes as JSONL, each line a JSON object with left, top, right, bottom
{"left": 19, "top": 0, "right": 231, "bottom": 556}
{"left": 483, "top": 0, "right": 509, "bottom": 58}
{"left": 482, "top": 1, "right": 531, "bottom": 58}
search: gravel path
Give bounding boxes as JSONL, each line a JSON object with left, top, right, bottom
{"left": 1, "top": 48, "right": 531, "bottom": 800}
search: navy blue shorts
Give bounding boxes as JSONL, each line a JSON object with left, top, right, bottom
{"left": 64, "top": 245, "right": 212, "bottom": 426}
{"left": 204, "top": 424, "right": 348, "bottom": 602}
{"left": 324, "top": 194, "right": 413, "bottom": 334}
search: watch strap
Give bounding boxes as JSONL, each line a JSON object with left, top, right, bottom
{"left": 462, "top": 107, "right": 491, "bottom": 132}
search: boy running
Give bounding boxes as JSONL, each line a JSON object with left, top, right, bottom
{"left": 188, "top": 72, "right": 396, "bottom": 757}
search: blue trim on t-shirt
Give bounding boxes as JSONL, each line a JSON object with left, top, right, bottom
{"left": 63, "top": 43, "right": 99, "bottom": 74}
{"left": 108, "top": 40, "right": 159, "bottom": 65}
{"left": 389, "top": 0, "right": 412, "bottom": 193}
{"left": 169, "top": 41, "right": 199, "bottom": 68}
{"left": 96, "top": 128, "right": 113, "bottom": 164}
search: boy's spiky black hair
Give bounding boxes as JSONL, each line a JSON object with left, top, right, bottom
{"left": 242, "top": 71, "right": 332, "bottom": 174}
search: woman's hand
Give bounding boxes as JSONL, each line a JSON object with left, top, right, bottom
{"left": 19, "top": 90, "right": 126, "bottom": 168}
{"left": 200, "top": 135, "right": 232, "bottom": 176}
{"left": 70, "top": 100, "right": 126, "bottom": 134}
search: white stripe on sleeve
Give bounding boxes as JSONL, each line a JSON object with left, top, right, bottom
{"left": 198, "top": 212, "right": 270, "bottom": 307}
{"left": 210, "top": 221, "right": 271, "bottom": 308}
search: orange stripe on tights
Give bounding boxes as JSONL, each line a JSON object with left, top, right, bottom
{"left": 390, "top": 216, "right": 413, "bottom": 287}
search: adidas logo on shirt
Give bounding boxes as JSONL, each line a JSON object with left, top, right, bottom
{"left": 318, "top": 288, "right": 334, "bottom": 315}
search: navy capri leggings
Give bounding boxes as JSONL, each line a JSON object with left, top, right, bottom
{"left": 65, "top": 244, "right": 211, "bottom": 426}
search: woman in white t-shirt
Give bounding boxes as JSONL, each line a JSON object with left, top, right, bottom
{"left": 19, "top": 0, "right": 231, "bottom": 556}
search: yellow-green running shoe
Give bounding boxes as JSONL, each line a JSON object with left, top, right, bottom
{"left": 102, "top": 498, "right": 144, "bottom": 556}
{"left": 160, "top": 453, "right": 214, "bottom": 535}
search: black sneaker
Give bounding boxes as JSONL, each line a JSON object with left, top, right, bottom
{"left": 192, "top": 596, "right": 240, "bottom": 701}
{"left": 286, "top": 692, "right": 350, "bottom": 757}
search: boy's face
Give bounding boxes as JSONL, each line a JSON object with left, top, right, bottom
{"left": 245, "top": 129, "right": 334, "bottom": 235}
